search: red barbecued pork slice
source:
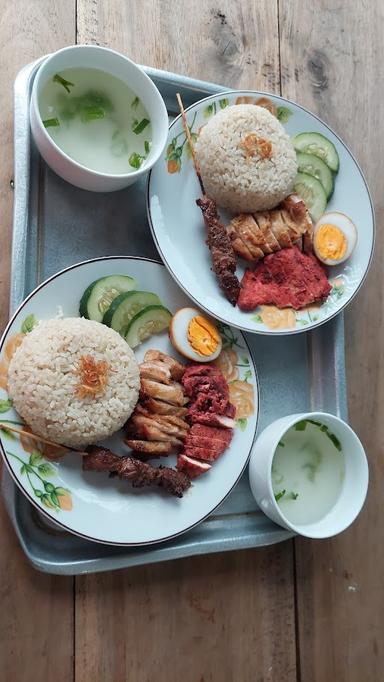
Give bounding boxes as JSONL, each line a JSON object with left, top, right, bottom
{"left": 183, "top": 446, "right": 221, "bottom": 462}
{"left": 238, "top": 246, "right": 331, "bottom": 311}
{"left": 182, "top": 365, "right": 229, "bottom": 399}
{"left": 183, "top": 424, "right": 233, "bottom": 462}
{"left": 188, "top": 423, "right": 233, "bottom": 445}
{"left": 177, "top": 454, "right": 211, "bottom": 478}
{"left": 188, "top": 391, "right": 230, "bottom": 419}
{"left": 188, "top": 411, "right": 236, "bottom": 429}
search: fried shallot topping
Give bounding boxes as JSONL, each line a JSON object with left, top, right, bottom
{"left": 76, "top": 354, "right": 109, "bottom": 399}
{"left": 239, "top": 133, "right": 273, "bottom": 160}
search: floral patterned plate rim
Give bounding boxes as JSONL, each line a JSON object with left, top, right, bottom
{"left": 0, "top": 256, "right": 259, "bottom": 546}
{"left": 147, "top": 89, "right": 375, "bottom": 335}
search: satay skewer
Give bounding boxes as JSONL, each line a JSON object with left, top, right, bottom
{"left": 176, "top": 93, "right": 241, "bottom": 305}
{"left": 176, "top": 92, "right": 205, "bottom": 195}
{"left": 0, "top": 422, "right": 79, "bottom": 453}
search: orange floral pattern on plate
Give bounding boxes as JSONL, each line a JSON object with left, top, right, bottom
{"left": 20, "top": 426, "right": 67, "bottom": 460}
{"left": 214, "top": 348, "right": 239, "bottom": 382}
{"left": 260, "top": 306, "right": 296, "bottom": 330}
{"left": 0, "top": 332, "right": 24, "bottom": 389}
{"left": 228, "top": 380, "right": 254, "bottom": 420}
{"left": 57, "top": 490, "right": 73, "bottom": 511}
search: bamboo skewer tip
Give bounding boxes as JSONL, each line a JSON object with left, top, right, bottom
{"left": 176, "top": 92, "right": 205, "bottom": 196}
{"left": 0, "top": 422, "right": 78, "bottom": 453}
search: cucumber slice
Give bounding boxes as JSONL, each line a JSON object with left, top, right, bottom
{"left": 125, "top": 305, "right": 172, "bottom": 349}
{"left": 296, "top": 151, "right": 334, "bottom": 199}
{"left": 103, "top": 290, "right": 161, "bottom": 334}
{"left": 79, "top": 275, "right": 137, "bottom": 322}
{"left": 293, "top": 132, "right": 339, "bottom": 173}
{"left": 293, "top": 172, "right": 327, "bottom": 223}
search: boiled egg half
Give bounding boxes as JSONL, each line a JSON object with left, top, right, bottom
{"left": 169, "top": 307, "right": 222, "bottom": 362}
{"left": 314, "top": 211, "right": 357, "bottom": 266}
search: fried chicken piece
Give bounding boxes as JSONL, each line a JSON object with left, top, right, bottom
{"left": 140, "top": 378, "right": 188, "bottom": 406}
{"left": 143, "top": 350, "right": 185, "bottom": 381}
{"left": 141, "top": 396, "right": 189, "bottom": 417}
{"left": 139, "top": 361, "right": 171, "bottom": 384}
{"left": 124, "top": 439, "right": 173, "bottom": 456}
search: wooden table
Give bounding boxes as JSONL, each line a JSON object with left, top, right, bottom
{"left": 0, "top": 2, "right": 382, "bottom": 680}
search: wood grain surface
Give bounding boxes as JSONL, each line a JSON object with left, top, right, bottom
{"left": 0, "top": 3, "right": 76, "bottom": 681}
{"left": 0, "top": 1, "right": 382, "bottom": 680}
{"left": 280, "top": 2, "right": 383, "bottom": 680}
{"left": 77, "top": 0, "right": 280, "bottom": 90}
{"left": 76, "top": 546, "right": 296, "bottom": 682}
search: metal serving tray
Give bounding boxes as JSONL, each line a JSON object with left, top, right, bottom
{"left": 1, "top": 60, "right": 347, "bottom": 575}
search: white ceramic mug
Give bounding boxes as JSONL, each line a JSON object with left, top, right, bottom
{"left": 30, "top": 45, "right": 169, "bottom": 192}
{"left": 249, "top": 411, "right": 368, "bottom": 539}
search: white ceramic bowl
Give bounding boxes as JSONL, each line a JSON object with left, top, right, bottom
{"left": 30, "top": 45, "right": 169, "bottom": 192}
{"left": 249, "top": 411, "right": 368, "bottom": 538}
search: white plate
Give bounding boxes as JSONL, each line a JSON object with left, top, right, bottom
{"left": 147, "top": 90, "right": 374, "bottom": 334}
{"left": 0, "top": 257, "right": 259, "bottom": 545}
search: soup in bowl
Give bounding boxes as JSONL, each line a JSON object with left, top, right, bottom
{"left": 30, "top": 45, "right": 168, "bottom": 192}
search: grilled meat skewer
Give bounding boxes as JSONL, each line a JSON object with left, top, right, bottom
{"left": 84, "top": 446, "right": 191, "bottom": 498}
{"left": 176, "top": 94, "right": 240, "bottom": 306}
{"left": 197, "top": 196, "right": 241, "bottom": 305}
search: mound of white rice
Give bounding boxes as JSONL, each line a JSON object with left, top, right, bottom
{"left": 195, "top": 104, "right": 297, "bottom": 213}
{"left": 7, "top": 317, "right": 140, "bottom": 449}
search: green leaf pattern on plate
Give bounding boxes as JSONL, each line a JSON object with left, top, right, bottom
{"left": 166, "top": 111, "right": 198, "bottom": 173}
{"left": 7, "top": 450, "right": 72, "bottom": 512}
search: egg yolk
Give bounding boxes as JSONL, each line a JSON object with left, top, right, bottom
{"left": 315, "top": 223, "right": 347, "bottom": 261}
{"left": 188, "top": 316, "right": 220, "bottom": 356}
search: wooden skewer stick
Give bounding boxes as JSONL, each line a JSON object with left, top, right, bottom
{"left": 0, "top": 422, "right": 74, "bottom": 452}
{"left": 176, "top": 92, "right": 205, "bottom": 195}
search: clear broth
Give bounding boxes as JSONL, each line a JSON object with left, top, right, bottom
{"left": 39, "top": 68, "right": 152, "bottom": 174}
{"left": 272, "top": 420, "right": 345, "bottom": 525}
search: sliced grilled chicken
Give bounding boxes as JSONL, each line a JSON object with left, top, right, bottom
{"left": 157, "top": 414, "right": 189, "bottom": 431}
{"left": 124, "top": 439, "right": 173, "bottom": 456}
{"left": 254, "top": 212, "right": 280, "bottom": 251}
{"left": 230, "top": 214, "right": 265, "bottom": 260}
{"left": 281, "top": 194, "right": 313, "bottom": 252}
{"left": 125, "top": 351, "right": 189, "bottom": 458}
{"left": 227, "top": 228, "right": 254, "bottom": 261}
{"left": 140, "top": 378, "right": 188, "bottom": 406}
{"left": 128, "top": 414, "right": 183, "bottom": 445}
{"left": 228, "top": 194, "right": 313, "bottom": 262}
{"left": 129, "top": 413, "right": 187, "bottom": 439}
{"left": 142, "top": 396, "right": 189, "bottom": 417}
{"left": 143, "top": 350, "right": 185, "bottom": 381}
{"left": 269, "top": 210, "right": 293, "bottom": 248}
{"left": 139, "top": 361, "right": 172, "bottom": 384}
